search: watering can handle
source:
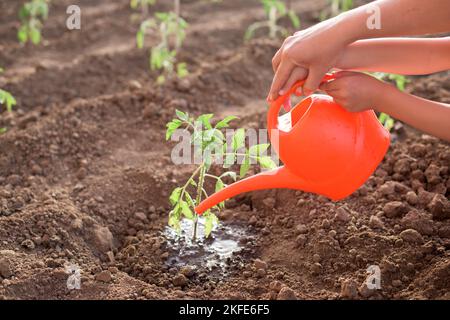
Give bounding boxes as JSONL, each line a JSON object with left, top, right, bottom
{"left": 267, "top": 73, "right": 337, "bottom": 132}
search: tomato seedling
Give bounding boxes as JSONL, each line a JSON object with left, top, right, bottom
{"left": 166, "top": 110, "right": 276, "bottom": 240}
{"left": 245, "top": 0, "right": 300, "bottom": 41}
{"left": 17, "top": 0, "right": 49, "bottom": 45}
{"left": 320, "top": 0, "right": 353, "bottom": 20}
{"left": 373, "top": 73, "right": 409, "bottom": 131}
{"left": 0, "top": 68, "right": 16, "bottom": 134}
{"left": 136, "top": 0, "right": 188, "bottom": 84}
{"left": 130, "top": 0, "right": 156, "bottom": 15}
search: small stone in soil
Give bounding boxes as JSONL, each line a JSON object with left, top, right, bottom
{"left": 134, "top": 211, "right": 147, "bottom": 221}
{"left": 335, "top": 206, "right": 351, "bottom": 223}
{"left": 0, "top": 259, "right": 13, "bottom": 278}
{"left": 369, "top": 215, "right": 384, "bottom": 229}
{"left": 340, "top": 279, "right": 359, "bottom": 299}
{"left": 277, "top": 286, "right": 297, "bottom": 300}
{"left": 180, "top": 266, "right": 195, "bottom": 278}
{"left": 254, "top": 258, "right": 267, "bottom": 270}
{"left": 269, "top": 280, "right": 282, "bottom": 292}
{"left": 428, "top": 194, "right": 450, "bottom": 220}
{"left": 405, "top": 191, "right": 419, "bottom": 205}
{"left": 256, "top": 268, "right": 266, "bottom": 277}
{"left": 383, "top": 201, "right": 407, "bottom": 218}
{"left": 173, "top": 274, "right": 188, "bottom": 287}
{"left": 294, "top": 224, "right": 308, "bottom": 235}
{"left": 399, "top": 229, "right": 423, "bottom": 244}
{"left": 96, "top": 270, "right": 112, "bottom": 283}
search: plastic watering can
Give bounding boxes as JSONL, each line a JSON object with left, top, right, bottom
{"left": 195, "top": 73, "right": 390, "bottom": 214}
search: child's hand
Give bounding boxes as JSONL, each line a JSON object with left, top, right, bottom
{"left": 319, "top": 71, "right": 385, "bottom": 112}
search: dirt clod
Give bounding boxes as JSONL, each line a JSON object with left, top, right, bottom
{"left": 428, "top": 194, "right": 450, "bottom": 220}
{"left": 399, "top": 229, "right": 424, "bottom": 244}
{"left": 335, "top": 206, "right": 351, "bottom": 223}
{"left": 0, "top": 259, "right": 13, "bottom": 278}
{"left": 96, "top": 270, "right": 112, "bottom": 283}
{"left": 383, "top": 201, "right": 408, "bottom": 218}
{"left": 173, "top": 274, "right": 188, "bottom": 287}
{"left": 254, "top": 258, "right": 268, "bottom": 270}
{"left": 277, "top": 286, "right": 297, "bottom": 300}
{"left": 340, "top": 279, "right": 359, "bottom": 299}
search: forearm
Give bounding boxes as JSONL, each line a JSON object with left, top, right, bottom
{"left": 334, "top": 0, "right": 450, "bottom": 43}
{"left": 374, "top": 83, "right": 450, "bottom": 142}
{"left": 336, "top": 37, "right": 450, "bottom": 75}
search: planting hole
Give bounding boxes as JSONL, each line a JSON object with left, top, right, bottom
{"left": 162, "top": 218, "right": 256, "bottom": 277}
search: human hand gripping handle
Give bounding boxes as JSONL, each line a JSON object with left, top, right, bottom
{"left": 267, "top": 73, "right": 337, "bottom": 134}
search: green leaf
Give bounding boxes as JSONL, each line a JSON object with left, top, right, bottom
{"left": 240, "top": 152, "right": 250, "bottom": 178}
{"left": 196, "top": 114, "right": 214, "bottom": 130}
{"left": 30, "top": 28, "right": 41, "bottom": 45}
{"left": 165, "top": 119, "right": 182, "bottom": 140}
{"left": 232, "top": 128, "right": 245, "bottom": 151}
{"left": 130, "top": 0, "right": 139, "bottom": 9}
{"left": 215, "top": 179, "right": 225, "bottom": 209}
{"left": 288, "top": 10, "right": 301, "bottom": 28}
{"left": 17, "top": 26, "right": 28, "bottom": 43}
{"left": 0, "top": 127, "right": 6, "bottom": 134}
{"left": 215, "top": 115, "right": 238, "bottom": 129}
{"left": 258, "top": 156, "right": 277, "bottom": 169}
{"left": 177, "top": 63, "right": 188, "bottom": 78}
{"left": 220, "top": 171, "right": 237, "bottom": 181}
{"left": 180, "top": 201, "right": 194, "bottom": 219}
{"left": 215, "top": 178, "right": 224, "bottom": 193}
{"left": 249, "top": 143, "right": 270, "bottom": 157}
{"left": 0, "top": 90, "right": 16, "bottom": 113}
{"left": 136, "top": 30, "right": 144, "bottom": 48}
{"left": 185, "top": 192, "right": 195, "bottom": 207}
{"left": 157, "top": 75, "right": 165, "bottom": 84}
{"left": 175, "top": 109, "right": 188, "bottom": 121}
{"left": 169, "top": 187, "right": 182, "bottom": 205}
{"left": 204, "top": 212, "right": 218, "bottom": 238}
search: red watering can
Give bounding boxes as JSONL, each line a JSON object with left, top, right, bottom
{"left": 195, "top": 73, "right": 390, "bottom": 214}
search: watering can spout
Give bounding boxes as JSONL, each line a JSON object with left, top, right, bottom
{"left": 195, "top": 166, "right": 310, "bottom": 215}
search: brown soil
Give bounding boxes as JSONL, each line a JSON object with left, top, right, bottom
{"left": 0, "top": 0, "right": 449, "bottom": 300}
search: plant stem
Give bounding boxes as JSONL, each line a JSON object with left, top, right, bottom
{"left": 193, "top": 165, "right": 206, "bottom": 241}
{"left": 269, "top": 6, "right": 277, "bottom": 39}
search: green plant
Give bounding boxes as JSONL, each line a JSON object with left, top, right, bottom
{"left": 373, "top": 73, "right": 409, "bottom": 131}
{"left": 245, "top": 0, "right": 300, "bottom": 41}
{"left": 0, "top": 68, "right": 16, "bottom": 134}
{"left": 166, "top": 110, "right": 276, "bottom": 240}
{"left": 17, "top": 0, "right": 49, "bottom": 45}
{"left": 320, "top": 0, "right": 353, "bottom": 21}
{"left": 137, "top": 2, "right": 188, "bottom": 83}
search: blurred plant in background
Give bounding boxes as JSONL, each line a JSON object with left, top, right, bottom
{"left": 18, "top": 0, "right": 49, "bottom": 45}
{"left": 135, "top": 0, "right": 188, "bottom": 84}
{"left": 320, "top": 0, "right": 353, "bottom": 20}
{"left": 373, "top": 73, "right": 409, "bottom": 131}
{"left": 0, "top": 68, "right": 16, "bottom": 134}
{"left": 245, "top": 0, "right": 300, "bottom": 41}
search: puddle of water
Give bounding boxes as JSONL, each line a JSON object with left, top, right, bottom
{"left": 163, "top": 218, "right": 254, "bottom": 274}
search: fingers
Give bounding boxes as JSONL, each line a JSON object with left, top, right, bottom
{"left": 319, "top": 78, "right": 338, "bottom": 92}
{"left": 267, "top": 59, "right": 295, "bottom": 101}
{"left": 302, "top": 66, "right": 328, "bottom": 96}
{"left": 278, "top": 67, "right": 308, "bottom": 96}
{"left": 272, "top": 48, "right": 282, "bottom": 72}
